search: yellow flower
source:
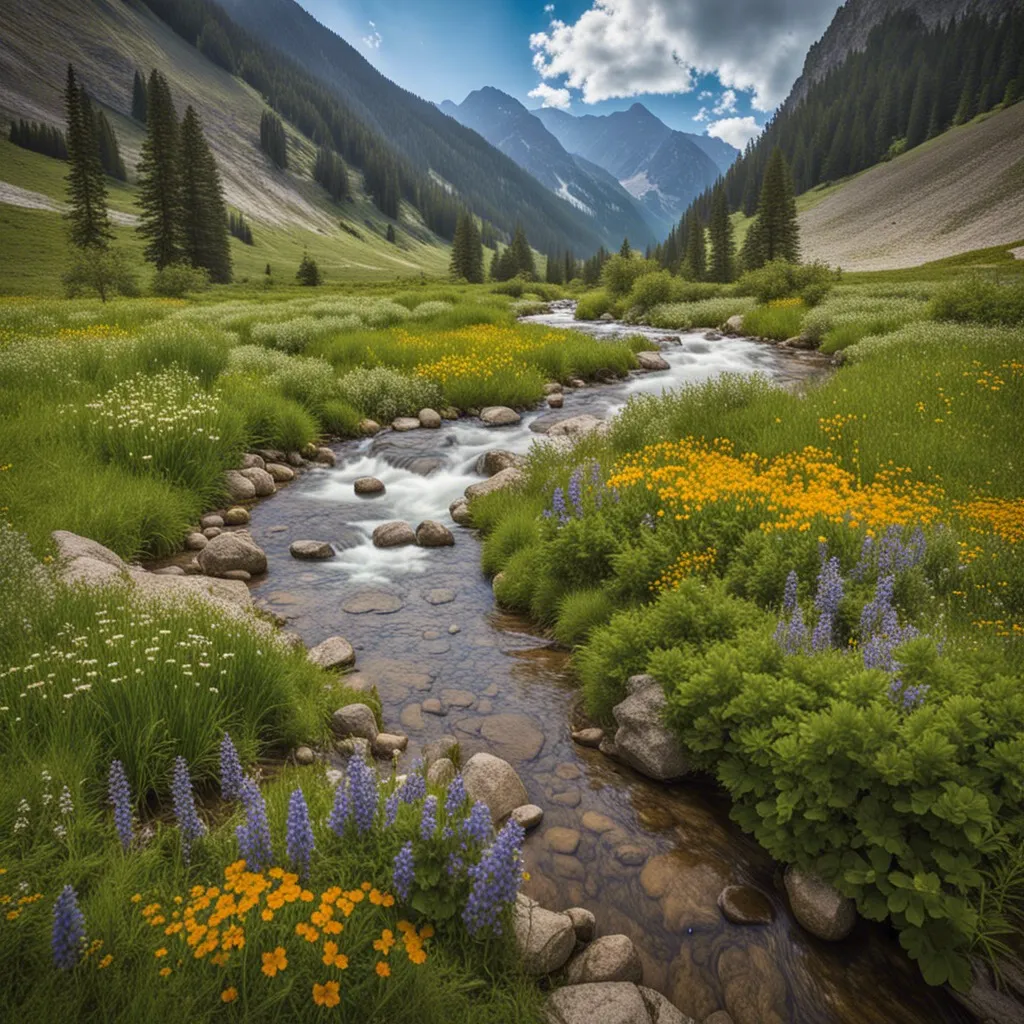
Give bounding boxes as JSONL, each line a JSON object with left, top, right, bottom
{"left": 408, "top": 947, "right": 427, "bottom": 965}
{"left": 159, "top": 966, "right": 172, "bottom": 977}
{"left": 130, "top": 893, "right": 142, "bottom": 903}
{"left": 375, "top": 961, "right": 391, "bottom": 978}
{"left": 261, "top": 908, "right": 274, "bottom": 922}
{"left": 221, "top": 987, "right": 238, "bottom": 1003}
{"left": 261, "top": 946, "right": 288, "bottom": 978}
{"left": 98, "top": 954, "right": 113, "bottom": 969}
{"left": 312, "top": 980, "right": 341, "bottom": 1008}
{"left": 154, "top": 948, "right": 168, "bottom": 958}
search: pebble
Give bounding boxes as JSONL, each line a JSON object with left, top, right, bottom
{"left": 224, "top": 507, "right": 250, "bottom": 525}
{"left": 572, "top": 727, "right": 604, "bottom": 747}
{"left": 200, "top": 514, "right": 224, "bottom": 529}
{"left": 294, "top": 746, "right": 315, "bottom": 766}
{"left": 544, "top": 827, "right": 581, "bottom": 855}
{"left": 511, "top": 804, "right": 544, "bottom": 830}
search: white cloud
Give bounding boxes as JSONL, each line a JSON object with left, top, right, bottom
{"left": 692, "top": 107, "right": 708, "bottom": 122}
{"left": 707, "top": 116, "right": 762, "bottom": 148}
{"left": 713, "top": 88, "right": 737, "bottom": 114}
{"left": 698, "top": 89, "right": 713, "bottom": 100}
{"left": 362, "top": 21, "right": 382, "bottom": 49}
{"left": 528, "top": 82, "right": 572, "bottom": 109}
{"left": 544, "top": 3, "right": 555, "bottom": 11}
{"left": 529, "top": 0, "right": 839, "bottom": 111}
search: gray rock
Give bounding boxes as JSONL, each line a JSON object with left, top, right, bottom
{"left": 464, "top": 467, "right": 524, "bottom": 500}
{"left": 449, "top": 497, "right": 472, "bottom": 525}
{"left": 372, "top": 521, "right": 417, "bottom": 548}
{"left": 197, "top": 532, "right": 268, "bottom": 577}
{"left": 611, "top": 676, "right": 690, "bottom": 781}
{"left": 331, "top": 703, "right": 379, "bottom": 743}
{"left": 547, "top": 414, "right": 606, "bottom": 439}
{"left": 223, "top": 506, "right": 250, "bottom": 525}
{"left": 572, "top": 727, "right": 604, "bottom": 748}
{"left": 315, "top": 447, "right": 336, "bottom": 466}
{"left": 224, "top": 470, "right": 257, "bottom": 501}
{"left": 422, "top": 698, "right": 446, "bottom": 716}
{"left": 374, "top": 732, "right": 409, "bottom": 758}
{"left": 639, "top": 987, "right": 696, "bottom": 1024}
{"left": 545, "top": 982, "right": 651, "bottom": 1024}
{"left": 424, "top": 588, "right": 456, "bottom": 605}
{"left": 240, "top": 466, "right": 276, "bottom": 497}
{"left": 462, "top": 752, "right": 528, "bottom": 823}
{"left": 511, "top": 804, "right": 544, "bottom": 830}
{"left": 544, "top": 827, "right": 581, "bottom": 855}
{"left": 240, "top": 453, "right": 266, "bottom": 470}
{"left": 255, "top": 449, "right": 285, "bottom": 464}
{"left": 335, "top": 736, "right": 371, "bottom": 759}
{"left": 185, "top": 532, "right": 208, "bottom": 551}
{"left": 265, "top": 462, "right": 296, "bottom": 482}
{"left": 951, "top": 956, "right": 1024, "bottom": 1024}
{"left": 480, "top": 405, "right": 521, "bottom": 426}
{"left": 548, "top": 393, "right": 564, "bottom": 408}
{"left": 286, "top": 451, "right": 303, "bottom": 467}
{"left": 441, "top": 406, "right": 459, "bottom": 420}
{"left": 514, "top": 894, "right": 576, "bottom": 976}
{"left": 392, "top": 416, "right": 421, "bottom": 431}
{"left": 636, "top": 350, "right": 670, "bottom": 371}
{"left": 566, "top": 906, "right": 596, "bottom": 942}
{"left": 701, "top": 1013, "right": 734, "bottom": 1024}
{"left": 566, "top": 935, "right": 643, "bottom": 985}
{"left": 784, "top": 867, "right": 856, "bottom": 941}
{"left": 354, "top": 477, "right": 386, "bottom": 495}
{"left": 418, "top": 408, "right": 442, "bottom": 428}
{"left": 422, "top": 735, "right": 459, "bottom": 768}
{"left": 416, "top": 520, "right": 454, "bottom": 547}
{"left": 294, "top": 746, "right": 315, "bottom": 766}
{"left": 599, "top": 312, "right": 615, "bottom": 322}
{"left": 724, "top": 314, "right": 745, "bottom": 334}
{"left": 290, "top": 539, "right": 335, "bottom": 560}
{"left": 200, "top": 514, "right": 224, "bottom": 529}
{"left": 309, "top": 636, "right": 355, "bottom": 670}
{"left": 221, "top": 569, "right": 251, "bottom": 582}
{"left": 543, "top": 382, "right": 563, "bottom": 395}
{"left": 359, "top": 419, "right": 381, "bottom": 435}
{"left": 202, "top": 526, "right": 222, "bottom": 540}
{"left": 476, "top": 449, "right": 522, "bottom": 476}
{"left": 426, "top": 757, "right": 456, "bottom": 787}
{"left": 717, "top": 885, "right": 774, "bottom": 926}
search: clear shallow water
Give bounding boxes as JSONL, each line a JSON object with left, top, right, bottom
{"left": 242, "top": 313, "right": 966, "bottom": 1024}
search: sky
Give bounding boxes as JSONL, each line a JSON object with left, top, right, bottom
{"left": 294, "top": 0, "right": 842, "bottom": 150}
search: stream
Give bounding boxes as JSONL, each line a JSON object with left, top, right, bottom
{"left": 243, "top": 306, "right": 969, "bottom": 1024}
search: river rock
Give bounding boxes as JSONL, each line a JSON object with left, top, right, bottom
{"left": 580, "top": 811, "right": 616, "bottom": 834}
{"left": 426, "top": 757, "right": 456, "bottom": 787}
{"left": 294, "top": 746, "right": 315, "bottom": 766}
{"left": 153, "top": 565, "right": 186, "bottom": 576}
{"left": 702, "top": 1015, "right": 734, "bottom": 1024}
{"left": 315, "top": 446, "right": 336, "bottom": 465}
{"left": 392, "top": 417, "right": 421, "bottom": 431}
{"left": 544, "top": 382, "right": 563, "bottom": 395}
{"left": 372, "top": 521, "right": 417, "bottom": 547}
{"left": 462, "top": 752, "right": 528, "bottom": 822}
{"left": 255, "top": 449, "right": 285, "bottom": 463}
{"left": 224, "top": 470, "right": 257, "bottom": 501}
{"left": 476, "top": 449, "right": 521, "bottom": 476}
{"left": 331, "top": 703, "right": 378, "bottom": 743}
{"left": 200, "top": 514, "right": 224, "bottom": 529}
{"left": 611, "top": 675, "right": 690, "bottom": 782}
{"left": 359, "top": 419, "right": 381, "bottom": 435}
{"left": 342, "top": 590, "right": 404, "bottom": 614}
{"left": 717, "top": 886, "right": 774, "bottom": 926}
{"left": 572, "top": 727, "right": 604, "bottom": 748}
{"left": 264, "top": 462, "right": 295, "bottom": 483}
{"left": 548, "top": 393, "right": 564, "bottom": 408}
{"left": 480, "top": 405, "right": 521, "bottom": 426}
{"left": 514, "top": 894, "right": 575, "bottom": 976}
{"left": 639, "top": 988, "right": 695, "bottom": 1024}
{"left": 636, "top": 351, "right": 670, "bottom": 371}
{"left": 416, "top": 520, "right": 454, "bottom": 547}
{"left": 477, "top": 712, "right": 545, "bottom": 761}
{"left": 598, "top": 312, "right": 615, "bottom": 322}
{"left": 547, "top": 414, "right": 605, "bottom": 438}
{"left": 290, "top": 539, "right": 335, "bottom": 560}
{"left": 197, "top": 532, "right": 268, "bottom": 576}
{"left": 511, "top": 804, "right": 544, "bottom": 830}
{"left": 424, "top": 588, "right": 456, "bottom": 605}
{"left": 239, "top": 466, "right": 276, "bottom": 496}
{"left": 783, "top": 867, "right": 856, "bottom": 941}
{"left": 308, "top": 636, "right": 355, "bottom": 670}
{"left": 422, "top": 697, "right": 446, "bottom": 716}
{"left": 465, "top": 466, "right": 524, "bottom": 500}
{"left": 422, "top": 735, "right": 459, "bottom": 768}
{"left": 546, "top": 983, "right": 654, "bottom": 1024}
{"left": 566, "top": 906, "right": 596, "bottom": 943}
{"left": 240, "top": 453, "right": 265, "bottom": 470}
{"left": 374, "top": 733, "right": 409, "bottom": 758}
{"left": 202, "top": 526, "right": 222, "bottom": 539}
{"left": 566, "top": 935, "right": 643, "bottom": 985}
{"left": 418, "top": 407, "right": 442, "bottom": 428}
{"left": 354, "top": 476, "right": 386, "bottom": 495}
{"left": 449, "top": 497, "right": 472, "bottom": 525}
{"left": 224, "top": 506, "right": 250, "bottom": 525}
{"left": 185, "top": 532, "right": 208, "bottom": 551}
{"left": 286, "top": 451, "right": 303, "bottom": 467}
{"left": 222, "top": 569, "right": 251, "bottom": 581}
{"left": 544, "top": 827, "right": 581, "bottom": 855}
{"left": 724, "top": 314, "right": 745, "bottom": 334}
{"left": 614, "top": 845, "right": 649, "bottom": 867}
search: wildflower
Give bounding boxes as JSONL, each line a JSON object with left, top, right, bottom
{"left": 159, "top": 966, "right": 171, "bottom": 977}
{"left": 58, "top": 785, "right": 74, "bottom": 817}
{"left": 284, "top": 788, "right": 315, "bottom": 878}
{"left": 98, "top": 954, "right": 113, "bottom": 969}
{"left": 154, "top": 947, "right": 168, "bottom": 958}
{"left": 261, "top": 946, "right": 288, "bottom": 977}
{"left": 313, "top": 980, "right": 341, "bottom": 1007}
{"left": 860, "top": 575, "right": 919, "bottom": 672}
{"left": 549, "top": 486, "right": 569, "bottom": 525}
{"left": 811, "top": 555, "right": 844, "bottom": 652}
{"left": 568, "top": 466, "right": 585, "bottom": 518}
{"left": 235, "top": 777, "right": 273, "bottom": 872}
{"left": 108, "top": 760, "right": 134, "bottom": 852}
{"left": 782, "top": 570, "right": 799, "bottom": 613}
{"left": 375, "top": 961, "right": 391, "bottom": 978}
{"left": 221, "top": 987, "right": 238, "bottom": 1003}
{"left": 462, "top": 819, "right": 525, "bottom": 936}
{"left": 348, "top": 751, "right": 378, "bottom": 834}
{"left": 462, "top": 801, "right": 492, "bottom": 846}
{"left": 444, "top": 774, "right": 466, "bottom": 818}
{"left": 322, "top": 940, "right": 348, "bottom": 969}
{"left": 52, "top": 885, "right": 87, "bottom": 970}
{"left": 397, "top": 764, "right": 426, "bottom": 805}
{"left": 220, "top": 733, "right": 244, "bottom": 801}
{"left": 383, "top": 790, "right": 400, "bottom": 828}
{"left": 171, "top": 756, "right": 206, "bottom": 864}
{"left": 327, "top": 778, "right": 350, "bottom": 837}
{"left": 419, "top": 795, "right": 438, "bottom": 841}
{"left": 392, "top": 840, "right": 415, "bottom": 901}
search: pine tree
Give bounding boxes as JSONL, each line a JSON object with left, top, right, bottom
{"left": 489, "top": 246, "right": 502, "bottom": 281}
{"left": 179, "top": 105, "right": 232, "bottom": 283}
{"left": 619, "top": 237, "right": 632, "bottom": 258}
{"left": 131, "top": 70, "right": 148, "bottom": 124}
{"left": 508, "top": 224, "right": 535, "bottom": 279}
{"left": 93, "top": 107, "right": 127, "bottom": 180}
{"left": 259, "top": 110, "right": 287, "bottom": 169}
{"left": 449, "top": 212, "right": 484, "bottom": 283}
{"left": 743, "top": 147, "right": 800, "bottom": 269}
{"left": 296, "top": 252, "right": 321, "bottom": 286}
{"left": 386, "top": 224, "right": 396, "bottom": 244}
{"left": 563, "top": 249, "right": 575, "bottom": 283}
{"left": 905, "top": 66, "right": 932, "bottom": 149}
{"left": 707, "top": 185, "right": 735, "bottom": 284}
{"left": 136, "top": 69, "right": 182, "bottom": 269}
{"left": 314, "top": 145, "right": 349, "bottom": 201}
{"left": 64, "top": 64, "right": 112, "bottom": 251}
{"left": 197, "top": 19, "right": 235, "bottom": 72}
{"left": 683, "top": 213, "right": 706, "bottom": 280}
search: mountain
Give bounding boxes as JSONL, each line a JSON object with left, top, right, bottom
{"left": 440, "top": 88, "right": 662, "bottom": 247}
{"left": 215, "top": 0, "right": 610, "bottom": 254}
{"left": 534, "top": 103, "right": 730, "bottom": 225}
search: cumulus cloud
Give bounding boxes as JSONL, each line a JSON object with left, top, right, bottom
{"left": 362, "top": 21, "right": 382, "bottom": 49}
{"left": 529, "top": 0, "right": 839, "bottom": 111}
{"left": 692, "top": 107, "right": 708, "bottom": 122}
{"left": 698, "top": 89, "right": 713, "bottom": 100}
{"left": 544, "top": 3, "right": 555, "bottom": 11}
{"left": 707, "top": 116, "right": 762, "bottom": 148}
{"left": 529, "top": 82, "right": 572, "bottom": 109}
{"left": 713, "top": 88, "right": 737, "bottom": 114}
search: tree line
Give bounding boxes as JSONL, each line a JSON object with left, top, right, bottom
{"left": 9, "top": 106, "right": 125, "bottom": 180}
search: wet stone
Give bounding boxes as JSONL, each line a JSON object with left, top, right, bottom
{"left": 400, "top": 704, "right": 425, "bottom": 731}
{"left": 511, "top": 804, "right": 544, "bottom": 830}
{"left": 552, "top": 854, "right": 586, "bottom": 881}
{"left": 544, "top": 827, "right": 581, "bottom": 855}
{"left": 614, "top": 845, "right": 649, "bottom": 867}
{"left": 424, "top": 587, "right": 456, "bottom": 605}
{"left": 573, "top": 728, "right": 604, "bottom": 748}
{"left": 342, "top": 591, "right": 404, "bottom": 614}
{"left": 483, "top": 683, "right": 499, "bottom": 697}
{"left": 268, "top": 525, "right": 289, "bottom": 533}
{"left": 421, "top": 639, "right": 451, "bottom": 655}
{"left": 441, "top": 688, "right": 476, "bottom": 708}
{"left": 448, "top": 623, "right": 460, "bottom": 634}
{"left": 422, "top": 698, "right": 446, "bottom": 716}
{"left": 555, "top": 762, "right": 582, "bottom": 781}
{"left": 289, "top": 539, "right": 335, "bottom": 560}
{"left": 581, "top": 811, "right": 617, "bottom": 834}
{"left": 476, "top": 698, "right": 493, "bottom": 714}
{"left": 354, "top": 477, "right": 386, "bottom": 495}
{"left": 551, "top": 788, "right": 582, "bottom": 807}
{"left": 717, "top": 885, "right": 774, "bottom": 926}
{"left": 423, "top": 629, "right": 442, "bottom": 640}
{"left": 477, "top": 713, "right": 545, "bottom": 761}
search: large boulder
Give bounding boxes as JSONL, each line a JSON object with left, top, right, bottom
{"left": 331, "top": 703, "right": 378, "bottom": 743}
{"left": 636, "top": 350, "right": 670, "bottom": 371}
{"left": 354, "top": 477, "right": 386, "bottom": 496}
{"left": 239, "top": 466, "right": 276, "bottom": 497}
{"left": 638, "top": 988, "right": 695, "bottom": 1024}
{"left": 462, "top": 752, "right": 528, "bottom": 822}
{"left": 372, "top": 521, "right": 417, "bottom": 548}
{"left": 476, "top": 449, "right": 522, "bottom": 476}
{"left": 289, "top": 540, "right": 335, "bottom": 560}
{"left": 464, "top": 467, "right": 524, "bottom": 501}
{"left": 565, "top": 906, "right": 596, "bottom": 942}
{"left": 418, "top": 408, "right": 442, "bottom": 428}
{"left": 308, "top": 636, "right": 355, "bottom": 670}
{"left": 545, "top": 983, "right": 654, "bottom": 1024}
{"left": 449, "top": 497, "right": 472, "bottom": 526}
{"left": 611, "top": 675, "right": 690, "bottom": 781}
{"left": 514, "top": 894, "right": 575, "bottom": 976}
{"left": 546, "top": 415, "right": 606, "bottom": 439}
{"left": 566, "top": 935, "right": 642, "bottom": 985}
{"left": 480, "top": 406, "right": 521, "bottom": 426}
{"left": 783, "top": 867, "right": 856, "bottom": 941}
{"left": 197, "top": 532, "right": 268, "bottom": 577}
{"left": 416, "top": 520, "right": 454, "bottom": 547}
{"left": 224, "top": 470, "right": 256, "bottom": 501}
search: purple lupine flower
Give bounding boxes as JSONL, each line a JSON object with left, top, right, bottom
{"left": 591, "top": 461, "right": 605, "bottom": 508}
{"left": 420, "top": 795, "right": 438, "bottom": 840}
{"left": 551, "top": 487, "right": 568, "bottom": 525}
{"left": 852, "top": 535, "right": 874, "bottom": 580}
{"left": 463, "top": 801, "right": 493, "bottom": 846}
{"left": 327, "top": 778, "right": 350, "bottom": 837}
{"left": 348, "top": 750, "right": 378, "bottom": 834}
{"left": 447, "top": 851, "right": 464, "bottom": 877}
{"left": 235, "top": 776, "right": 273, "bottom": 872}
{"left": 878, "top": 525, "right": 927, "bottom": 575}
{"left": 384, "top": 790, "right": 400, "bottom": 828}
{"left": 219, "top": 733, "right": 244, "bottom": 802}
{"left": 860, "top": 574, "right": 919, "bottom": 672}
{"left": 811, "top": 556, "right": 844, "bottom": 652}
{"left": 783, "top": 570, "right": 799, "bottom": 613}
{"left": 444, "top": 774, "right": 467, "bottom": 818}
{"left": 392, "top": 840, "right": 415, "bottom": 901}
{"left": 568, "top": 466, "right": 585, "bottom": 518}
{"left": 888, "top": 677, "right": 929, "bottom": 711}
{"left": 171, "top": 756, "right": 206, "bottom": 864}
{"left": 52, "top": 885, "right": 86, "bottom": 970}
{"left": 286, "top": 788, "right": 315, "bottom": 878}
{"left": 108, "top": 760, "right": 133, "bottom": 852}
{"left": 462, "top": 819, "right": 525, "bottom": 936}
{"left": 398, "top": 765, "right": 426, "bottom": 805}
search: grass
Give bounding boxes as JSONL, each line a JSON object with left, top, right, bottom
{"left": 645, "top": 296, "right": 756, "bottom": 330}
{"left": 738, "top": 299, "right": 806, "bottom": 341}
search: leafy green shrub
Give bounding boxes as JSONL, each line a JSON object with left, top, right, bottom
{"left": 601, "top": 255, "right": 660, "bottom": 297}
{"left": 296, "top": 252, "right": 322, "bottom": 286}
{"left": 151, "top": 263, "right": 210, "bottom": 298}
{"left": 802, "top": 291, "right": 932, "bottom": 353}
{"left": 735, "top": 260, "right": 837, "bottom": 304}
{"left": 480, "top": 508, "right": 540, "bottom": 577}
{"left": 645, "top": 297, "right": 756, "bottom": 330}
{"left": 741, "top": 300, "right": 807, "bottom": 341}
{"left": 338, "top": 366, "right": 442, "bottom": 423}
{"left": 574, "top": 289, "right": 615, "bottom": 320}
{"left": 553, "top": 587, "right": 616, "bottom": 646}
{"left": 626, "top": 270, "right": 675, "bottom": 311}
{"left": 62, "top": 248, "right": 139, "bottom": 300}
{"left": 319, "top": 398, "right": 363, "bottom": 436}
{"left": 929, "top": 276, "right": 1024, "bottom": 327}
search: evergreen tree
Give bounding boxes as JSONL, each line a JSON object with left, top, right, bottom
{"left": 563, "top": 249, "right": 575, "bottom": 282}
{"left": 227, "top": 210, "right": 253, "bottom": 245}
{"left": 10, "top": 120, "right": 68, "bottom": 160}
{"left": 386, "top": 223, "right": 396, "bottom": 243}
{"left": 619, "top": 237, "right": 632, "bottom": 258}
{"left": 131, "top": 70, "right": 149, "bottom": 123}
{"left": 508, "top": 224, "right": 535, "bottom": 279}
{"left": 179, "top": 105, "right": 232, "bottom": 283}
{"left": 92, "top": 107, "right": 127, "bottom": 180}
{"left": 449, "top": 212, "right": 483, "bottom": 283}
{"left": 905, "top": 66, "right": 932, "bottom": 149}
{"left": 954, "top": 65, "right": 978, "bottom": 125}
{"left": 682, "top": 213, "right": 706, "bottom": 280}
{"left": 313, "top": 145, "right": 349, "bottom": 201}
{"left": 743, "top": 147, "right": 800, "bottom": 269}
{"left": 63, "top": 64, "right": 112, "bottom": 251}
{"left": 707, "top": 184, "right": 735, "bottom": 284}
{"left": 136, "top": 69, "right": 182, "bottom": 269}
{"left": 259, "top": 110, "right": 287, "bottom": 169}
{"left": 489, "top": 246, "right": 501, "bottom": 282}
{"left": 296, "top": 252, "right": 321, "bottom": 286}
{"left": 545, "top": 251, "right": 564, "bottom": 285}
{"left": 197, "top": 19, "right": 235, "bottom": 71}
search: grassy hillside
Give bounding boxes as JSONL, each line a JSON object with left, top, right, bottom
{"left": 0, "top": 0, "right": 450, "bottom": 292}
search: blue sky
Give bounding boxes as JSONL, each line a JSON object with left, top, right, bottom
{"left": 295, "top": 0, "right": 841, "bottom": 148}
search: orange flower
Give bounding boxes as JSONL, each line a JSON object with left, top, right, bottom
{"left": 154, "top": 948, "right": 168, "bottom": 959}
{"left": 375, "top": 961, "right": 391, "bottom": 978}
{"left": 221, "top": 987, "right": 238, "bottom": 1003}
{"left": 322, "top": 941, "right": 349, "bottom": 970}
{"left": 261, "top": 946, "right": 288, "bottom": 978}
{"left": 373, "top": 929, "right": 395, "bottom": 955}
{"left": 261, "top": 908, "right": 274, "bottom": 922}
{"left": 312, "top": 981, "right": 341, "bottom": 1008}
{"left": 159, "top": 966, "right": 172, "bottom": 977}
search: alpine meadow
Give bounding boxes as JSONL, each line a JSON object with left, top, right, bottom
{"left": 1, "top": 1, "right": 1023, "bottom": 1023}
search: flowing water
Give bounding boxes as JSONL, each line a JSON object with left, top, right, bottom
{"left": 241, "top": 307, "right": 968, "bottom": 1024}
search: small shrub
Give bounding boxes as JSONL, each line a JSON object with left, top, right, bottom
{"left": 601, "top": 255, "right": 660, "bottom": 297}
{"left": 296, "top": 253, "right": 322, "bottom": 286}
{"left": 929, "top": 276, "right": 1024, "bottom": 327}
{"left": 735, "top": 260, "right": 837, "bottom": 304}
{"left": 151, "top": 263, "right": 210, "bottom": 298}
{"left": 741, "top": 299, "right": 807, "bottom": 341}
{"left": 574, "top": 289, "right": 615, "bottom": 321}
{"left": 339, "top": 366, "right": 442, "bottom": 423}
{"left": 646, "top": 297, "right": 756, "bottom": 330}
{"left": 319, "top": 397, "right": 362, "bottom": 436}
{"left": 62, "top": 248, "right": 139, "bottom": 301}
{"left": 553, "top": 587, "right": 616, "bottom": 646}
{"left": 233, "top": 385, "right": 320, "bottom": 450}
{"left": 626, "top": 270, "right": 676, "bottom": 312}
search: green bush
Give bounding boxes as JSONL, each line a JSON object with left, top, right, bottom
{"left": 151, "top": 263, "right": 210, "bottom": 298}
{"left": 645, "top": 297, "right": 756, "bottom": 330}
{"left": 338, "top": 366, "right": 442, "bottom": 423}
{"left": 929, "top": 276, "right": 1024, "bottom": 327}
{"left": 553, "top": 587, "right": 616, "bottom": 646}
{"left": 233, "top": 385, "right": 321, "bottom": 450}
{"left": 735, "top": 260, "right": 838, "bottom": 304}
{"left": 625, "top": 270, "right": 676, "bottom": 311}
{"left": 741, "top": 300, "right": 807, "bottom": 341}
{"left": 601, "top": 255, "right": 660, "bottom": 297}
{"left": 574, "top": 289, "right": 615, "bottom": 321}
{"left": 319, "top": 397, "right": 363, "bottom": 436}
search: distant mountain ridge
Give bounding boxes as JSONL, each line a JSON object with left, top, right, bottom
{"left": 439, "top": 87, "right": 662, "bottom": 246}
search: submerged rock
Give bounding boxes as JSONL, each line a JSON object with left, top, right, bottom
{"left": 783, "top": 867, "right": 856, "bottom": 941}
{"left": 717, "top": 885, "right": 774, "bottom": 926}
{"left": 565, "top": 935, "right": 643, "bottom": 985}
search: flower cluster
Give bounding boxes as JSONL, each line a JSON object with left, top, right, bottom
{"left": 286, "top": 789, "right": 315, "bottom": 879}
{"left": 543, "top": 461, "right": 614, "bottom": 526}
{"left": 108, "top": 759, "right": 134, "bottom": 852}
{"left": 52, "top": 884, "right": 87, "bottom": 970}
{"left": 650, "top": 547, "right": 717, "bottom": 593}
{"left": 220, "top": 732, "right": 245, "bottom": 801}
{"left": 462, "top": 820, "right": 526, "bottom": 936}
{"left": 236, "top": 778, "right": 273, "bottom": 872}
{"left": 171, "top": 756, "right": 206, "bottom": 864}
